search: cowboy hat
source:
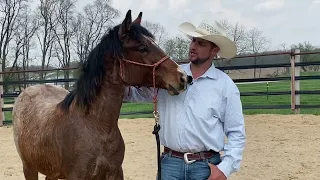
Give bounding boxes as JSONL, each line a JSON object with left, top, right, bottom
{"left": 178, "top": 20, "right": 237, "bottom": 59}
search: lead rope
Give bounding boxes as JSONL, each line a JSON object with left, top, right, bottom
{"left": 120, "top": 56, "right": 169, "bottom": 180}
{"left": 152, "top": 88, "right": 161, "bottom": 180}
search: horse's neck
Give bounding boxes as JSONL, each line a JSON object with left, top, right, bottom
{"left": 88, "top": 62, "right": 125, "bottom": 125}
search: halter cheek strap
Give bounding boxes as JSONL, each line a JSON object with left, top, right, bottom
{"left": 119, "top": 56, "right": 169, "bottom": 180}
{"left": 119, "top": 55, "right": 169, "bottom": 115}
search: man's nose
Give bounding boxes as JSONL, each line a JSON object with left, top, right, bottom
{"left": 190, "top": 42, "right": 196, "bottom": 50}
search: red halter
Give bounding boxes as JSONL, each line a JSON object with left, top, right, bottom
{"left": 119, "top": 55, "right": 169, "bottom": 122}
{"left": 119, "top": 55, "right": 171, "bottom": 180}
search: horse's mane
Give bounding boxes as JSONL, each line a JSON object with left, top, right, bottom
{"left": 58, "top": 23, "right": 154, "bottom": 111}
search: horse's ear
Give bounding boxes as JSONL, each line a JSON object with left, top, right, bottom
{"left": 118, "top": 9, "right": 132, "bottom": 41}
{"left": 132, "top": 12, "right": 142, "bottom": 24}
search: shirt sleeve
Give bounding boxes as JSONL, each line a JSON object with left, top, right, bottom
{"left": 123, "top": 86, "right": 154, "bottom": 103}
{"left": 217, "top": 80, "right": 246, "bottom": 178}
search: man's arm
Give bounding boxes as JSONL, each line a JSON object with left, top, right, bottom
{"left": 123, "top": 86, "right": 154, "bottom": 103}
{"left": 216, "top": 80, "right": 246, "bottom": 178}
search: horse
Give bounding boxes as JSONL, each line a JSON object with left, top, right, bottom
{"left": 12, "top": 10, "right": 188, "bottom": 180}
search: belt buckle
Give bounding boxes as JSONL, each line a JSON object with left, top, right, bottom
{"left": 184, "top": 153, "right": 196, "bottom": 164}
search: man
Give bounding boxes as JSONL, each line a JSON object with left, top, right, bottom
{"left": 123, "top": 20, "right": 246, "bottom": 180}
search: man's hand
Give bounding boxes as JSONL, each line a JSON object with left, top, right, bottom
{"left": 207, "top": 163, "right": 227, "bottom": 180}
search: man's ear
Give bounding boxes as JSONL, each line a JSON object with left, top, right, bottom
{"left": 210, "top": 46, "right": 220, "bottom": 57}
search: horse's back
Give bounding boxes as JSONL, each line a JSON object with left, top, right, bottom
{"left": 13, "top": 84, "right": 67, "bottom": 116}
{"left": 13, "top": 83, "right": 69, "bottom": 124}
{"left": 12, "top": 84, "right": 70, "bottom": 178}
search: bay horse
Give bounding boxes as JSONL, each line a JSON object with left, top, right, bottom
{"left": 12, "top": 10, "right": 188, "bottom": 180}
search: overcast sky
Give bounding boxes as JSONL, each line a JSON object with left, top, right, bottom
{"left": 76, "top": 0, "right": 320, "bottom": 50}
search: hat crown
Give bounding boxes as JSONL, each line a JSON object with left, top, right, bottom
{"left": 196, "top": 21, "right": 227, "bottom": 37}
{"left": 177, "top": 20, "right": 236, "bottom": 59}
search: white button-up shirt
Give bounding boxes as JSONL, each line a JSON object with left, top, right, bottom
{"left": 123, "top": 62, "right": 246, "bottom": 178}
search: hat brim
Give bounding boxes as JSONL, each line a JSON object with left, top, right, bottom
{"left": 178, "top": 22, "right": 237, "bottom": 59}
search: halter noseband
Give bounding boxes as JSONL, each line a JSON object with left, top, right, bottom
{"left": 119, "top": 55, "right": 169, "bottom": 118}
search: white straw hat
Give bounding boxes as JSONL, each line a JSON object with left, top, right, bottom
{"left": 178, "top": 20, "right": 237, "bottom": 59}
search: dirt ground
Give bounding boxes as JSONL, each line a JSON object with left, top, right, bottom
{"left": 1, "top": 114, "right": 320, "bottom": 180}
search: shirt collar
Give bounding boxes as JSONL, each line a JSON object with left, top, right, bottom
{"left": 184, "top": 62, "right": 217, "bottom": 80}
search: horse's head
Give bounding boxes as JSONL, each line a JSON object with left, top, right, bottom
{"left": 118, "top": 10, "right": 188, "bottom": 95}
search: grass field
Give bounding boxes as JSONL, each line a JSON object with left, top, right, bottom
{"left": 2, "top": 71, "right": 320, "bottom": 122}
{"left": 119, "top": 71, "right": 320, "bottom": 118}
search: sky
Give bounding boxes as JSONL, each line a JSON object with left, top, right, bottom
{"left": 74, "top": 0, "right": 320, "bottom": 51}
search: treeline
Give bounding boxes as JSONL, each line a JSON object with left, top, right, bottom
{"left": 1, "top": 0, "right": 319, "bottom": 91}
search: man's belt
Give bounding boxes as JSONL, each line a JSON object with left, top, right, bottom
{"left": 164, "top": 147, "right": 219, "bottom": 164}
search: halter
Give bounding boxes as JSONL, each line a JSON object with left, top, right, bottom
{"left": 119, "top": 55, "right": 169, "bottom": 112}
{"left": 119, "top": 56, "right": 169, "bottom": 179}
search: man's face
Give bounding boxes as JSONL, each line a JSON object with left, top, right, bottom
{"left": 188, "top": 37, "right": 219, "bottom": 65}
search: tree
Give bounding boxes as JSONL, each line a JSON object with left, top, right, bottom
{"left": 72, "top": 0, "right": 120, "bottom": 63}
{"left": 246, "top": 28, "right": 270, "bottom": 77}
{"left": 218, "top": 19, "right": 250, "bottom": 55}
{"left": 52, "top": 0, "right": 76, "bottom": 89}
{"left": 36, "top": 0, "right": 60, "bottom": 80}
{"left": 291, "top": 41, "right": 318, "bottom": 71}
{"left": 0, "top": 0, "right": 28, "bottom": 91}
{"left": 11, "top": 4, "right": 38, "bottom": 89}
{"left": 141, "top": 20, "right": 168, "bottom": 48}
{"left": 163, "top": 36, "right": 190, "bottom": 62}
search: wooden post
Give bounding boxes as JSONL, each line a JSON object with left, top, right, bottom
{"left": 290, "top": 48, "right": 301, "bottom": 114}
{"left": 295, "top": 49, "right": 301, "bottom": 114}
{"left": 290, "top": 49, "right": 296, "bottom": 113}
{"left": 0, "top": 61, "right": 3, "bottom": 126}
{"left": 0, "top": 86, "right": 2, "bottom": 127}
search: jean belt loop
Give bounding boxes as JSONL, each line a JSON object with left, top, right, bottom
{"left": 200, "top": 152, "right": 206, "bottom": 160}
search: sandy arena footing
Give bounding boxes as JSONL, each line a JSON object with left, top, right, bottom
{"left": 1, "top": 114, "right": 320, "bottom": 180}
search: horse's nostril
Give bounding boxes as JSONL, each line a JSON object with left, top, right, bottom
{"left": 187, "top": 75, "right": 193, "bottom": 84}
{"left": 180, "top": 75, "right": 185, "bottom": 83}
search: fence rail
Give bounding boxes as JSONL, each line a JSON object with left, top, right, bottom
{"left": 1, "top": 49, "right": 320, "bottom": 126}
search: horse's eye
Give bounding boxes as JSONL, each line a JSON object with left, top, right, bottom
{"left": 138, "top": 46, "right": 148, "bottom": 53}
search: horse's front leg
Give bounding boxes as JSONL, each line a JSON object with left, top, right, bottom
{"left": 22, "top": 161, "right": 39, "bottom": 180}
{"left": 66, "top": 172, "right": 86, "bottom": 180}
{"left": 45, "top": 177, "right": 58, "bottom": 180}
{"left": 105, "top": 167, "right": 124, "bottom": 180}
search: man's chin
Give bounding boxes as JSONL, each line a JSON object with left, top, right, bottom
{"left": 189, "top": 58, "right": 198, "bottom": 63}
{"left": 190, "top": 57, "right": 210, "bottom": 65}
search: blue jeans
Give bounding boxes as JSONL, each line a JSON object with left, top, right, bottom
{"left": 157, "top": 151, "right": 221, "bottom": 180}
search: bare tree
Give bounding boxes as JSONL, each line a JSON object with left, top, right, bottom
{"left": 52, "top": 0, "right": 76, "bottom": 89}
{"left": 218, "top": 19, "right": 250, "bottom": 54}
{"left": 11, "top": 4, "right": 38, "bottom": 90}
{"left": 141, "top": 20, "right": 168, "bottom": 48}
{"left": 163, "top": 36, "right": 190, "bottom": 62}
{"left": 0, "top": 0, "right": 28, "bottom": 91}
{"left": 72, "top": 0, "right": 120, "bottom": 63}
{"left": 246, "top": 28, "right": 270, "bottom": 78}
{"left": 36, "top": 0, "right": 59, "bottom": 80}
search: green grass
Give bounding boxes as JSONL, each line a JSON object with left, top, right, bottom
{"left": 236, "top": 71, "right": 320, "bottom": 115}
{"left": 119, "top": 103, "right": 154, "bottom": 119}
{"left": 119, "top": 71, "right": 320, "bottom": 118}
{"left": 2, "top": 71, "right": 320, "bottom": 122}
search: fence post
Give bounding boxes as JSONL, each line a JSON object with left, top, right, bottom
{"left": 295, "top": 49, "right": 301, "bottom": 113}
{"left": 290, "top": 48, "right": 301, "bottom": 114}
{"left": 0, "top": 61, "right": 3, "bottom": 126}
{"left": 290, "top": 49, "right": 296, "bottom": 113}
{"left": 0, "top": 87, "right": 2, "bottom": 127}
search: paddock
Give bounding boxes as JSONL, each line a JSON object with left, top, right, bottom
{"left": 1, "top": 114, "right": 319, "bottom": 180}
